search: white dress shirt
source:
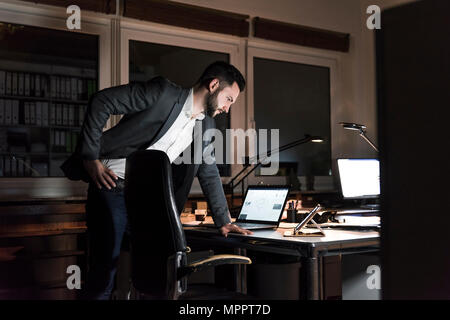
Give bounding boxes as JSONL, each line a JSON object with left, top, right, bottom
{"left": 102, "top": 88, "right": 204, "bottom": 179}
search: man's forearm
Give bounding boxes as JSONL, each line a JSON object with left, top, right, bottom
{"left": 197, "top": 163, "right": 232, "bottom": 227}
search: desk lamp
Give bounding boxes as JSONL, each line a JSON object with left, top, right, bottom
{"left": 224, "top": 135, "right": 324, "bottom": 215}
{"left": 339, "top": 122, "right": 379, "bottom": 152}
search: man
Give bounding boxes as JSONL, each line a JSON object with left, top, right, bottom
{"left": 61, "top": 61, "right": 252, "bottom": 299}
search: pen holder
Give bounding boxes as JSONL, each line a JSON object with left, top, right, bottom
{"left": 195, "top": 209, "right": 207, "bottom": 221}
{"left": 287, "top": 209, "right": 297, "bottom": 223}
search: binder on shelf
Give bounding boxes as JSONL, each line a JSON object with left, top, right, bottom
{"left": 0, "top": 70, "right": 5, "bottom": 95}
{"left": 54, "top": 130, "right": 60, "bottom": 152}
{"left": 17, "top": 157, "right": 24, "bottom": 176}
{"left": 50, "top": 103, "right": 56, "bottom": 125}
{"left": 87, "top": 79, "right": 97, "bottom": 100}
{"left": 50, "top": 129, "right": 54, "bottom": 149}
{"left": 62, "top": 104, "right": 68, "bottom": 126}
{"left": 78, "top": 105, "right": 85, "bottom": 126}
{"left": 60, "top": 130, "right": 66, "bottom": 153}
{"left": 36, "top": 101, "right": 42, "bottom": 126}
{"left": 57, "top": 76, "right": 62, "bottom": 99}
{"left": 71, "top": 78, "right": 78, "bottom": 101}
{"left": 6, "top": 72, "right": 12, "bottom": 95}
{"left": 68, "top": 104, "right": 74, "bottom": 126}
{"left": 42, "top": 102, "right": 49, "bottom": 127}
{"left": 18, "top": 73, "right": 24, "bottom": 96}
{"left": 30, "top": 102, "right": 36, "bottom": 125}
{"left": 77, "top": 79, "right": 83, "bottom": 100}
{"left": 41, "top": 75, "right": 47, "bottom": 97}
{"left": 56, "top": 104, "right": 62, "bottom": 125}
{"left": 12, "top": 100, "right": 19, "bottom": 125}
{"left": 24, "top": 102, "right": 30, "bottom": 125}
{"left": 30, "top": 74, "right": 35, "bottom": 96}
{"left": 5, "top": 99, "right": 12, "bottom": 125}
{"left": 66, "top": 130, "right": 72, "bottom": 153}
{"left": 0, "top": 128, "right": 6, "bottom": 152}
{"left": 11, "top": 157, "right": 17, "bottom": 177}
{"left": 0, "top": 99, "right": 4, "bottom": 125}
{"left": 12, "top": 72, "right": 18, "bottom": 96}
{"left": 50, "top": 76, "right": 56, "bottom": 98}
{"left": 24, "top": 73, "right": 30, "bottom": 96}
{"left": 65, "top": 77, "right": 71, "bottom": 100}
{"left": 35, "top": 74, "right": 41, "bottom": 97}
{"left": 60, "top": 77, "right": 65, "bottom": 100}
{"left": 4, "top": 157, "right": 11, "bottom": 177}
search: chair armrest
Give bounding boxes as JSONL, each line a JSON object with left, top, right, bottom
{"left": 177, "top": 254, "right": 251, "bottom": 280}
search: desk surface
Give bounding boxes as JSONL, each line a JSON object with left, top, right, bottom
{"left": 182, "top": 215, "right": 379, "bottom": 253}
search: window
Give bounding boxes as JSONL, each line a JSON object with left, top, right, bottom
{"left": 0, "top": 22, "right": 98, "bottom": 177}
{"left": 247, "top": 44, "right": 339, "bottom": 191}
{"left": 254, "top": 57, "right": 331, "bottom": 178}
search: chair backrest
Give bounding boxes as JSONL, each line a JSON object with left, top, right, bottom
{"left": 124, "top": 150, "right": 187, "bottom": 298}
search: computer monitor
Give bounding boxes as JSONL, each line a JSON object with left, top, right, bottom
{"left": 337, "top": 159, "right": 380, "bottom": 199}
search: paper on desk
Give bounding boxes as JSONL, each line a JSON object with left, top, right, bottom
{"left": 182, "top": 221, "right": 203, "bottom": 226}
{"left": 318, "top": 215, "right": 380, "bottom": 228}
{"left": 279, "top": 222, "right": 299, "bottom": 229}
{"left": 335, "top": 216, "right": 380, "bottom": 225}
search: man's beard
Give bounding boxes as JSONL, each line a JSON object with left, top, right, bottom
{"left": 205, "top": 88, "right": 220, "bottom": 117}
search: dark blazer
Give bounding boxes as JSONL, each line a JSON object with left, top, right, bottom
{"left": 61, "top": 76, "right": 231, "bottom": 227}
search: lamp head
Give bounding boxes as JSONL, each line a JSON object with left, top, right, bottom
{"left": 340, "top": 122, "right": 366, "bottom": 131}
{"left": 304, "top": 134, "right": 324, "bottom": 143}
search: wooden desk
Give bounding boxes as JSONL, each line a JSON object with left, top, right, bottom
{"left": 181, "top": 215, "right": 379, "bottom": 300}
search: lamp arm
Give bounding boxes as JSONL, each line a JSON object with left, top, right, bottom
{"left": 247, "top": 135, "right": 317, "bottom": 164}
{"left": 228, "top": 135, "right": 319, "bottom": 191}
{"left": 358, "top": 129, "right": 379, "bottom": 152}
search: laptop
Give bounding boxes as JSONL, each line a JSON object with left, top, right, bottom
{"left": 232, "top": 185, "right": 290, "bottom": 230}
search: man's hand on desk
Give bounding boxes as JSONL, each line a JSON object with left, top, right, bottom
{"left": 219, "top": 224, "right": 253, "bottom": 237}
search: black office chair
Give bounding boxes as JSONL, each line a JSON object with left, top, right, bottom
{"left": 124, "top": 150, "right": 251, "bottom": 300}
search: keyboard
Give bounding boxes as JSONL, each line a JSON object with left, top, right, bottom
{"left": 234, "top": 223, "right": 276, "bottom": 229}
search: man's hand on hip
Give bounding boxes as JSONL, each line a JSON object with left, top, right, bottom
{"left": 219, "top": 223, "right": 253, "bottom": 237}
{"left": 83, "top": 159, "right": 118, "bottom": 190}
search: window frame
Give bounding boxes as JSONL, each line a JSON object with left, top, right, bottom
{"left": 245, "top": 39, "right": 342, "bottom": 190}
{"left": 0, "top": 2, "right": 111, "bottom": 200}
{"left": 119, "top": 18, "right": 246, "bottom": 192}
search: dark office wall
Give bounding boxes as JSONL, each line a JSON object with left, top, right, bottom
{"left": 377, "top": 0, "right": 450, "bottom": 299}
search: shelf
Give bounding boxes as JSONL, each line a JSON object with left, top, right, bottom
{"left": 0, "top": 94, "right": 89, "bottom": 104}
{"left": 0, "top": 152, "right": 48, "bottom": 156}
{"left": 13, "top": 250, "right": 86, "bottom": 261}
{"left": 0, "top": 227, "right": 87, "bottom": 239}
{"left": 0, "top": 124, "right": 82, "bottom": 129}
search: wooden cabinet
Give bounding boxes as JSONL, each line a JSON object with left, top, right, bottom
{"left": 0, "top": 200, "right": 87, "bottom": 299}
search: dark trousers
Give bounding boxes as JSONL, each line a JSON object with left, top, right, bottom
{"left": 84, "top": 181, "right": 128, "bottom": 300}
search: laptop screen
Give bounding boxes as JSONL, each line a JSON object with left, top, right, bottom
{"left": 337, "top": 159, "right": 380, "bottom": 199}
{"left": 238, "top": 186, "right": 290, "bottom": 223}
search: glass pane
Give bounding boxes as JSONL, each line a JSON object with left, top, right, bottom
{"left": 129, "top": 40, "right": 231, "bottom": 176}
{"left": 0, "top": 22, "right": 98, "bottom": 177}
{"left": 254, "top": 57, "right": 331, "bottom": 190}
